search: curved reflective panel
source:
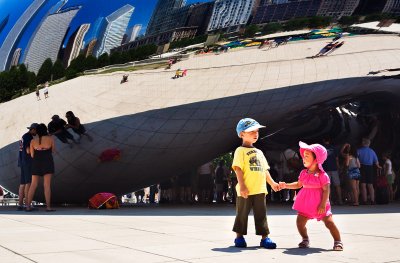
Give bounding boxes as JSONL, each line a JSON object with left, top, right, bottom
{"left": 1, "top": 35, "right": 400, "bottom": 203}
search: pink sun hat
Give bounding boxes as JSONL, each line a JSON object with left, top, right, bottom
{"left": 299, "top": 141, "right": 327, "bottom": 173}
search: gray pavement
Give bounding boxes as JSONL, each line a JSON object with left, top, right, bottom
{"left": 0, "top": 203, "right": 399, "bottom": 262}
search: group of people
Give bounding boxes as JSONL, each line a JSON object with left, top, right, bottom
{"left": 17, "top": 111, "right": 92, "bottom": 212}
{"left": 173, "top": 68, "right": 187, "bottom": 79}
{"left": 258, "top": 37, "right": 291, "bottom": 50}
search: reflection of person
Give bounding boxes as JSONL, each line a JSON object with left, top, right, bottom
{"left": 17, "top": 123, "right": 38, "bottom": 210}
{"left": 65, "top": 111, "right": 93, "bottom": 142}
{"left": 232, "top": 118, "right": 279, "bottom": 249}
{"left": 44, "top": 82, "right": 49, "bottom": 98}
{"left": 48, "top": 115, "right": 77, "bottom": 147}
{"left": 279, "top": 141, "right": 343, "bottom": 251}
{"left": 35, "top": 88, "right": 40, "bottom": 100}
{"left": 26, "top": 124, "right": 56, "bottom": 212}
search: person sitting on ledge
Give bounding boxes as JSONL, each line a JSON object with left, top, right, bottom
{"left": 48, "top": 115, "right": 77, "bottom": 148}
{"left": 120, "top": 74, "right": 129, "bottom": 84}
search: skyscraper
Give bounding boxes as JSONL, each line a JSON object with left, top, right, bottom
{"left": 146, "top": 0, "right": 186, "bottom": 36}
{"left": 0, "top": 0, "right": 48, "bottom": 72}
{"left": 63, "top": 23, "right": 91, "bottom": 67}
{"left": 24, "top": 6, "right": 81, "bottom": 73}
{"left": 207, "top": 0, "right": 256, "bottom": 33}
{"left": 94, "top": 4, "right": 134, "bottom": 57}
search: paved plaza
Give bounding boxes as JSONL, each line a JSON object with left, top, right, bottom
{"left": 0, "top": 203, "right": 399, "bottom": 263}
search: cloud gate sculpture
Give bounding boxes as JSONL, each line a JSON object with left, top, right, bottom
{"left": 1, "top": 35, "right": 400, "bottom": 203}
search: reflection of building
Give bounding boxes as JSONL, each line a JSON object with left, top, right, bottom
{"left": 207, "top": 0, "right": 255, "bottom": 33}
{"left": 146, "top": 0, "right": 186, "bottom": 36}
{"left": 94, "top": 4, "right": 134, "bottom": 57}
{"left": 113, "top": 27, "right": 197, "bottom": 53}
{"left": 10, "top": 48, "right": 22, "bottom": 67}
{"left": 185, "top": 2, "right": 215, "bottom": 36}
{"left": 63, "top": 23, "right": 90, "bottom": 67}
{"left": 384, "top": 0, "right": 400, "bottom": 14}
{"left": 252, "top": 0, "right": 359, "bottom": 23}
{"left": 355, "top": 0, "right": 400, "bottom": 15}
{"left": 126, "top": 24, "right": 142, "bottom": 43}
{"left": 252, "top": 0, "right": 321, "bottom": 24}
{"left": 24, "top": 6, "right": 81, "bottom": 73}
{"left": 317, "top": 0, "right": 360, "bottom": 19}
{"left": 0, "top": 0, "right": 48, "bottom": 71}
{"left": 0, "top": 15, "right": 9, "bottom": 36}
{"left": 84, "top": 39, "right": 97, "bottom": 57}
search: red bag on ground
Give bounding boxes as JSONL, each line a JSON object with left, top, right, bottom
{"left": 88, "top": 193, "right": 119, "bottom": 209}
{"left": 98, "top": 149, "right": 121, "bottom": 162}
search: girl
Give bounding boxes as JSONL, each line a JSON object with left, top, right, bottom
{"left": 382, "top": 152, "right": 395, "bottom": 202}
{"left": 26, "top": 124, "right": 56, "bottom": 212}
{"left": 280, "top": 141, "right": 343, "bottom": 251}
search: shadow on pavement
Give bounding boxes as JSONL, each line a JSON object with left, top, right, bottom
{"left": 212, "top": 246, "right": 259, "bottom": 253}
{"left": 282, "top": 247, "right": 330, "bottom": 256}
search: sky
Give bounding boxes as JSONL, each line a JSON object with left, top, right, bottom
{"left": 0, "top": 0, "right": 211, "bottom": 61}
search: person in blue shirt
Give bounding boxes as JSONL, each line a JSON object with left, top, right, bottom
{"left": 17, "top": 123, "right": 38, "bottom": 210}
{"left": 357, "top": 138, "right": 381, "bottom": 204}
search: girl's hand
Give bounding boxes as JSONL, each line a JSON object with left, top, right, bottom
{"left": 240, "top": 185, "right": 249, "bottom": 199}
{"left": 317, "top": 204, "right": 326, "bottom": 214}
{"left": 279, "top": 181, "right": 286, "bottom": 189}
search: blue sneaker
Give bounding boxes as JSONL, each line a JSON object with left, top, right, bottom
{"left": 234, "top": 236, "right": 247, "bottom": 248}
{"left": 260, "top": 237, "right": 277, "bottom": 249}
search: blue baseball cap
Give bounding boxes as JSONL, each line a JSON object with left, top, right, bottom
{"left": 236, "top": 118, "right": 265, "bottom": 137}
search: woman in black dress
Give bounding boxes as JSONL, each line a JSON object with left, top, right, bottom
{"left": 26, "top": 124, "right": 56, "bottom": 212}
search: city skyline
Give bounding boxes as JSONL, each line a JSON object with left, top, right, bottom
{"left": 0, "top": 0, "right": 211, "bottom": 66}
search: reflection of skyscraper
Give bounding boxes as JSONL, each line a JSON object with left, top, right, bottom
{"left": 0, "top": 15, "right": 9, "bottom": 36}
{"left": 63, "top": 23, "right": 90, "bottom": 67}
{"left": 86, "top": 17, "right": 105, "bottom": 42}
{"left": 126, "top": 24, "right": 142, "bottom": 43}
{"left": 11, "top": 48, "right": 22, "bottom": 67}
{"left": 94, "top": 4, "right": 134, "bottom": 57}
{"left": 24, "top": 6, "right": 81, "bottom": 73}
{"left": 208, "top": 0, "right": 255, "bottom": 33}
{"left": 317, "top": 0, "right": 360, "bottom": 19}
{"left": 0, "top": 0, "right": 48, "bottom": 71}
{"left": 354, "top": 0, "right": 400, "bottom": 15}
{"left": 84, "top": 39, "right": 97, "bottom": 57}
{"left": 146, "top": 0, "right": 186, "bottom": 36}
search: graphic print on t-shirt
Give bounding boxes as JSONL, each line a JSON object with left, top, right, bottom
{"left": 247, "top": 150, "right": 263, "bottom": 172}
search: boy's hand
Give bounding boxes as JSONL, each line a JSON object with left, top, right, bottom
{"left": 271, "top": 182, "right": 280, "bottom": 192}
{"left": 279, "top": 181, "right": 286, "bottom": 189}
{"left": 317, "top": 204, "right": 326, "bottom": 214}
{"left": 240, "top": 185, "right": 249, "bottom": 198}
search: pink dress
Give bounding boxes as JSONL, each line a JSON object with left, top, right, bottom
{"left": 293, "top": 169, "right": 332, "bottom": 221}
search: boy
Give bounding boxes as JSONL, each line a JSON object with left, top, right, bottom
{"left": 232, "top": 118, "right": 280, "bottom": 248}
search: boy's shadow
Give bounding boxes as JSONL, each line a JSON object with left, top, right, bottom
{"left": 212, "top": 246, "right": 259, "bottom": 253}
{"left": 283, "top": 247, "right": 329, "bottom": 255}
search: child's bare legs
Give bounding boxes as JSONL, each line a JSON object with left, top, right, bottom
{"left": 296, "top": 215, "right": 309, "bottom": 240}
{"left": 322, "top": 215, "right": 341, "bottom": 241}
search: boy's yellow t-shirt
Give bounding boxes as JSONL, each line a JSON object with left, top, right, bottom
{"left": 232, "top": 146, "right": 270, "bottom": 197}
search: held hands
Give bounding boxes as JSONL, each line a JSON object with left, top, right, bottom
{"left": 279, "top": 181, "right": 287, "bottom": 190}
{"left": 271, "top": 182, "right": 280, "bottom": 192}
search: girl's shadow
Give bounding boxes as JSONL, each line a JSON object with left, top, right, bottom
{"left": 283, "top": 247, "right": 330, "bottom": 255}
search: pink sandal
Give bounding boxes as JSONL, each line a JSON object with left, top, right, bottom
{"left": 298, "top": 239, "right": 310, "bottom": 248}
